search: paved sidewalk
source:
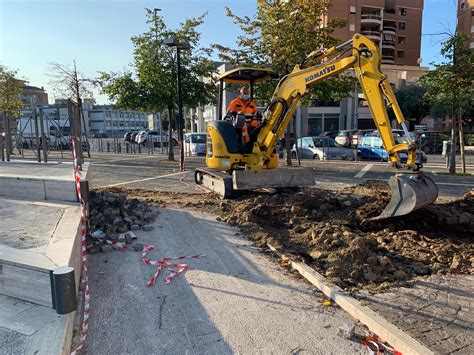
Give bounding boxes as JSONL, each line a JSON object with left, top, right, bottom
{"left": 85, "top": 208, "right": 364, "bottom": 354}
{"left": 361, "top": 274, "right": 474, "bottom": 354}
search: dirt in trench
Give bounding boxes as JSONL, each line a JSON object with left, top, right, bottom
{"left": 101, "top": 183, "right": 474, "bottom": 293}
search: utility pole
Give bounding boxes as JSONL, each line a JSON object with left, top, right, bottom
{"left": 165, "top": 38, "right": 190, "bottom": 172}
{"left": 4, "top": 112, "right": 11, "bottom": 161}
{"left": 39, "top": 108, "right": 48, "bottom": 162}
{"left": 33, "top": 106, "right": 41, "bottom": 162}
{"left": 449, "top": 28, "right": 459, "bottom": 175}
{"left": 176, "top": 46, "right": 185, "bottom": 171}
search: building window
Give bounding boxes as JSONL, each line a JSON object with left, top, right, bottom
{"left": 399, "top": 8, "right": 407, "bottom": 16}
{"left": 460, "top": 0, "right": 465, "bottom": 10}
{"left": 349, "top": 23, "right": 355, "bottom": 32}
{"left": 397, "top": 50, "right": 405, "bottom": 58}
{"left": 470, "top": 41, "right": 474, "bottom": 49}
{"left": 398, "top": 36, "right": 406, "bottom": 44}
{"left": 398, "top": 22, "right": 406, "bottom": 30}
{"left": 350, "top": 6, "right": 356, "bottom": 14}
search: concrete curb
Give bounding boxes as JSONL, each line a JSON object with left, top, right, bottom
{"left": 267, "top": 243, "right": 434, "bottom": 355}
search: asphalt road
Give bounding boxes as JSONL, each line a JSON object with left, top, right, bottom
{"left": 84, "top": 153, "right": 474, "bottom": 200}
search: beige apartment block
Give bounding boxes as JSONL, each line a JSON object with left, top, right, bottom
{"left": 323, "top": 0, "right": 424, "bottom": 66}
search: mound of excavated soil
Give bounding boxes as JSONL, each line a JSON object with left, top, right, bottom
{"left": 103, "top": 184, "right": 473, "bottom": 292}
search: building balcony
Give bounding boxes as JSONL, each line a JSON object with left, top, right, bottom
{"left": 382, "top": 40, "right": 396, "bottom": 49}
{"left": 361, "top": 30, "right": 382, "bottom": 42}
{"left": 382, "top": 55, "right": 396, "bottom": 64}
{"left": 361, "top": 13, "right": 383, "bottom": 26}
{"left": 383, "top": 26, "right": 397, "bottom": 35}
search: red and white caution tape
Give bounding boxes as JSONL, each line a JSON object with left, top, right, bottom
{"left": 88, "top": 228, "right": 205, "bottom": 287}
{"left": 141, "top": 244, "right": 204, "bottom": 286}
{"left": 70, "top": 137, "right": 89, "bottom": 355}
{"left": 364, "top": 335, "right": 402, "bottom": 355}
{"left": 69, "top": 138, "right": 204, "bottom": 353}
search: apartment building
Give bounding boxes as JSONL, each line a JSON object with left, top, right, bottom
{"left": 458, "top": 0, "right": 474, "bottom": 48}
{"left": 325, "top": 0, "right": 424, "bottom": 66}
{"left": 21, "top": 85, "right": 49, "bottom": 107}
{"left": 89, "top": 105, "right": 148, "bottom": 136}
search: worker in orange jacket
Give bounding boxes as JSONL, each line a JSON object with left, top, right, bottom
{"left": 226, "top": 86, "right": 262, "bottom": 142}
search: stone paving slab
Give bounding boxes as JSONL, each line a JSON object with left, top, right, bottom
{"left": 0, "top": 199, "right": 64, "bottom": 250}
{"left": 0, "top": 197, "right": 82, "bottom": 306}
{"left": 0, "top": 294, "right": 74, "bottom": 355}
{"left": 0, "top": 161, "right": 89, "bottom": 202}
{"left": 360, "top": 274, "right": 474, "bottom": 354}
{"left": 85, "top": 208, "right": 365, "bottom": 354}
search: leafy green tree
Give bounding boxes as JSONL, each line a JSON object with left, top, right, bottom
{"left": 0, "top": 65, "right": 24, "bottom": 158}
{"left": 394, "top": 83, "right": 430, "bottom": 126}
{"left": 420, "top": 33, "right": 474, "bottom": 173}
{"left": 0, "top": 65, "right": 23, "bottom": 115}
{"left": 213, "top": 0, "right": 351, "bottom": 104}
{"left": 99, "top": 9, "right": 217, "bottom": 161}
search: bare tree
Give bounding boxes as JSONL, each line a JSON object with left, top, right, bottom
{"left": 47, "top": 60, "right": 96, "bottom": 157}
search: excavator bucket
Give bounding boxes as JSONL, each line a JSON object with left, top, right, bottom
{"left": 372, "top": 173, "right": 438, "bottom": 221}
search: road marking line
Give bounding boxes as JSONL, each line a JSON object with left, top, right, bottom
{"left": 354, "top": 164, "right": 373, "bottom": 178}
{"left": 436, "top": 182, "right": 474, "bottom": 187}
{"left": 101, "top": 171, "right": 190, "bottom": 188}
{"left": 92, "top": 163, "right": 157, "bottom": 169}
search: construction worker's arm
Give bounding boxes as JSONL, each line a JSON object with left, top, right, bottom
{"left": 225, "top": 99, "right": 241, "bottom": 120}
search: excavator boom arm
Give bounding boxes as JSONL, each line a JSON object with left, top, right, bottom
{"left": 258, "top": 33, "right": 417, "bottom": 169}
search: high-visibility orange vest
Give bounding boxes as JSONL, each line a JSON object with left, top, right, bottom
{"left": 227, "top": 97, "right": 258, "bottom": 116}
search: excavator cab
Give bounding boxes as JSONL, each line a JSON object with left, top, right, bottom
{"left": 215, "top": 67, "right": 274, "bottom": 153}
{"left": 215, "top": 66, "right": 274, "bottom": 120}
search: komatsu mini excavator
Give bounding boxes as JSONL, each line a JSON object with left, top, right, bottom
{"left": 195, "top": 34, "right": 438, "bottom": 220}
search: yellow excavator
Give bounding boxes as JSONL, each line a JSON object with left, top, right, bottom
{"left": 195, "top": 34, "right": 438, "bottom": 219}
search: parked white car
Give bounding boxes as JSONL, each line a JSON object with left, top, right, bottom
{"left": 184, "top": 133, "right": 206, "bottom": 156}
{"left": 291, "top": 136, "right": 354, "bottom": 160}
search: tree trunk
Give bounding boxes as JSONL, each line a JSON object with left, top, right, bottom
{"left": 4, "top": 112, "right": 11, "bottom": 161}
{"left": 449, "top": 110, "right": 457, "bottom": 174}
{"left": 167, "top": 107, "right": 174, "bottom": 161}
{"left": 78, "top": 98, "right": 91, "bottom": 158}
{"left": 457, "top": 107, "right": 466, "bottom": 173}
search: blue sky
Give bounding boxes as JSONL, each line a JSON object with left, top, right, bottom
{"left": 0, "top": 0, "right": 458, "bottom": 104}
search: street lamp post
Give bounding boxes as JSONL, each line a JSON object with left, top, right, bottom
{"left": 165, "top": 38, "right": 190, "bottom": 172}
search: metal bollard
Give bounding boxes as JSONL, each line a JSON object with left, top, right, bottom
{"left": 50, "top": 266, "right": 77, "bottom": 314}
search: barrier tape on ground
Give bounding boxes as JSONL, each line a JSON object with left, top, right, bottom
{"left": 364, "top": 335, "right": 402, "bottom": 355}
{"left": 89, "top": 235, "right": 205, "bottom": 287}
{"left": 70, "top": 137, "right": 89, "bottom": 355}
{"left": 141, "top": 244, "right": 204, "bottom": 286}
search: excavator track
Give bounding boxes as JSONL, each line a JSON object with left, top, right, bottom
{"left": 194, "top": 168, "right": 234, "bottom": 199}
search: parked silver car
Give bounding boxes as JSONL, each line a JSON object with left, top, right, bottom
{"left": 291, "top": 137, "right": 354, "bottom": 160}
{"left": 184, "top": 133, "right": 206, "bottom": 156}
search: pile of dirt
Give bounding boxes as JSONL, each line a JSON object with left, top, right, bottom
{"left": 101, "top": 185, "right": 473, "bottom": 292}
